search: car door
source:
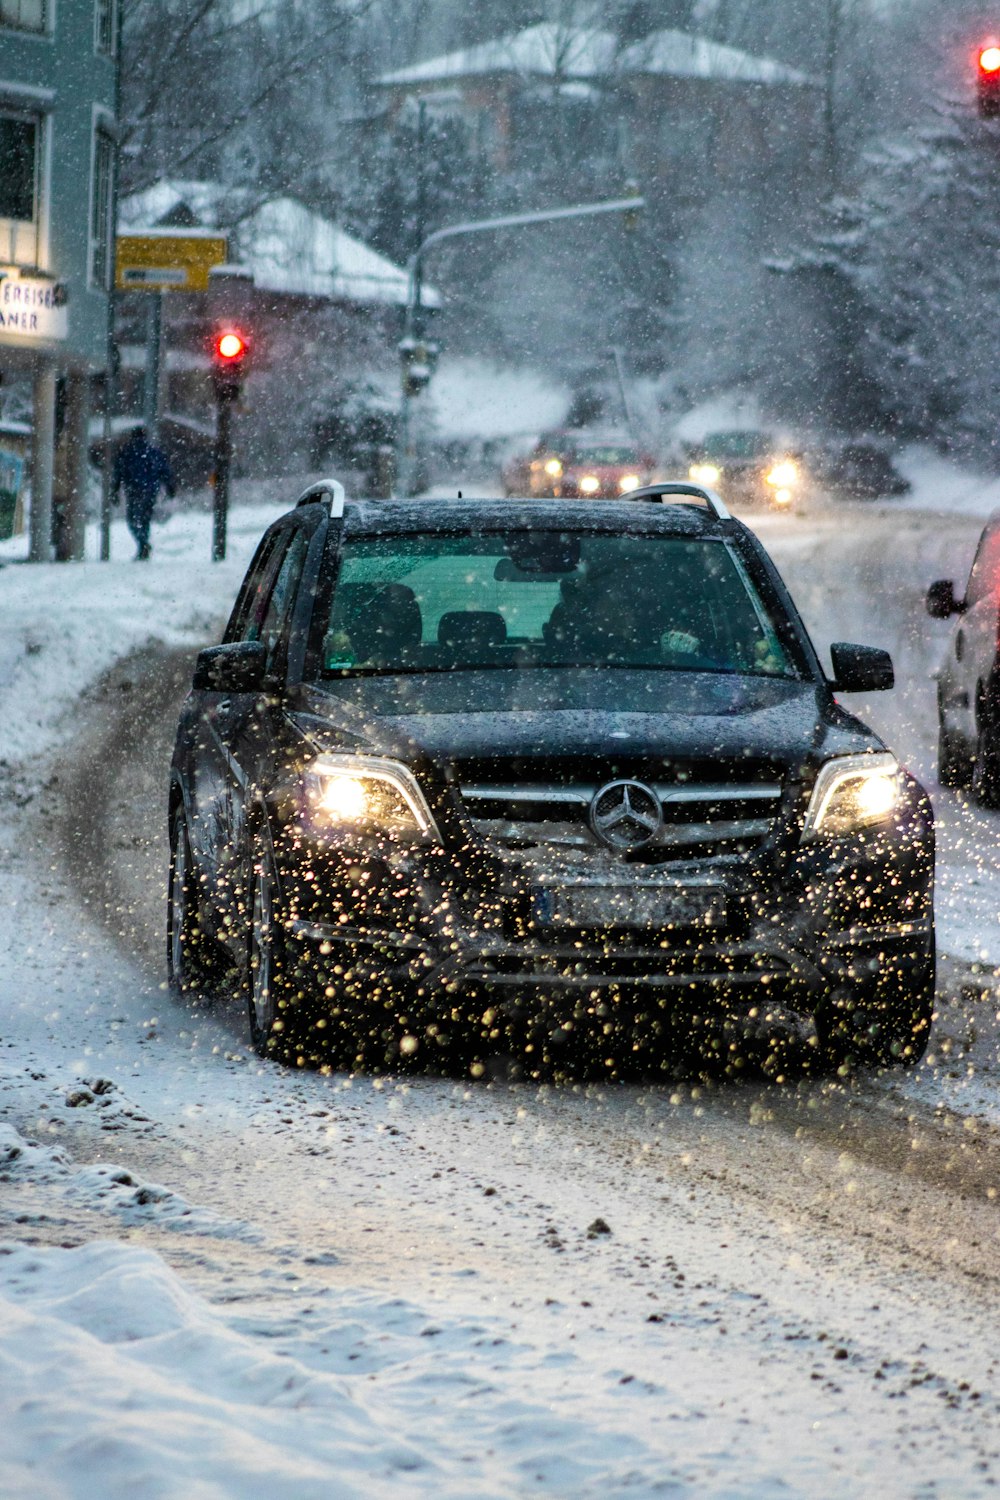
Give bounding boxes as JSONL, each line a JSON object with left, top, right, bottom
{"left": 950, "top": 521, "right": 1000, "bottom": 744}
{"left": 185, "top": 527, "right": 286, "bottom": 891}
{"left": 213, "top": 519, "right": 317, "bottom": 922}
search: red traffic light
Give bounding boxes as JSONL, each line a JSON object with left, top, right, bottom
{"left": 979, "top": 41, "right": 1000, "bottom": 115}
{"left": 215, "top": 331, "right": 246, "bottom": 361}
{"left": 211, "top": 329, "right": 249, "bottom": 402}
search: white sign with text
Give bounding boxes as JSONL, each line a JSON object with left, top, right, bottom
{"left": 0, "top": 273, "right": 68, "bottom": 342}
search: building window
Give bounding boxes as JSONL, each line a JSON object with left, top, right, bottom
{"left": 90, "top": 127, "right": 115, "bottom": 289}
{"left": 95, "top": 0, "right": 117, "bottom": 56}
{"left": 0, "top": 0, "right": 47, "bottom": 33}
{"left": 0, "top": 112, "right": 39, "bottom": 223}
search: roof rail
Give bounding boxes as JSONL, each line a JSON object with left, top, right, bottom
{"left": 296, "top": 478, "right": 346, "bottom": 517}
{"left": 624, "top": 482, "right": 730, "bottom": 521}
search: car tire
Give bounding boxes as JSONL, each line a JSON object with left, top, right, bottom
{"left": 816, "top": 945, "right": 935, "bottom": 1073}
{"left": 972, "top": 700, "right": 1000, "bottom": 808}
{"left": 938, "top": 715, "right": 972, "bottom": 788}
{"left": 167, "top": 804, "right": 226, "bottom": 996}
{"left": 247, "top": 830, "right": 318, "bottom": 1061}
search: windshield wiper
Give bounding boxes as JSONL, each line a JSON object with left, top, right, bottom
{"left": 322, "top": 662, "right": 800, "bottom": 680}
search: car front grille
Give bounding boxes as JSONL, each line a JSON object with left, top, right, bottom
{"left": 454, "top": 762, "right": 784, "bottom": 866}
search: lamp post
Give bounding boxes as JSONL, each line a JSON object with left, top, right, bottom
{"left": 395, "top": 193, "right": 645, "bottom": 497}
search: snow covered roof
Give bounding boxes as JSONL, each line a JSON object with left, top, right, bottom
{"left": 237, "top": 197, "right": 440, "bottom": 309}
{"left": 621, "top": 29, "right": 811, "bottom": 86}
{"left": 118, "top": 181, "right": 438, "bottom": 309}
{"left": 377, "top": 22, "right": 812, "bottom": 89}
{"left": 378, "top": 23, "right": 618, "bottom": 86}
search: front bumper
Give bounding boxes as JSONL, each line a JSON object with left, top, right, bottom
{"left": 273, "top": 799, "right": 934, "bottom": 1022}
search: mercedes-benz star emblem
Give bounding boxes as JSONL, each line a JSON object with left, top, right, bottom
{"left": 589, "top": 780, "right": 662, "bottom": 851}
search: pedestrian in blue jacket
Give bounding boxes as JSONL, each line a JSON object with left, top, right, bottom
{"left": 112, "top": 426, "right": 175, "bottom": 560}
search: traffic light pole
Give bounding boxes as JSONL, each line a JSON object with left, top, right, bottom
{"left": 213, "top": 389, "right": 234, "bottom": 562}
{"left": 394, "top": 194, "right": 644, "bottom": 497}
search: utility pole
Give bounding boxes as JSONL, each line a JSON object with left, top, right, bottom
{"left": 28, "top": 357, "right": 56, "bottom": 562}
{"left": 143, "top": 292, "right": 164, "bottom": 440}
{"left": 398, "top": 100, "right": 429, "bottom": 497}
{"left": 210, "top": 330, "right": 248, "bottom": 562}
{"left": 208, "top": 265, "right": 253, "bottom": 562}
{"left": 213, "top": 382, "right": 234, "bottom": 562}
{"left": 100, "top": 0, "right": 123, "bottom": 562}
{"left": 414, "top": 99, "right": 427, "bottom": 343}
{"left": 824, "top": 0, "right": 847, "bottom": 184}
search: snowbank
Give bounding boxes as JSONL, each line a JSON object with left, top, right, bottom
{"left": 0, "top": 1225, "right": 432, "bottom": 1500}
{"left": 0, "top": 491, "right": 288, "bottom": 768}
{"left": 896, "top": 443, "right": 1000, "bottom": 518}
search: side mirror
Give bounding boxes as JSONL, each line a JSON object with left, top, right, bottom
{"left": 192, "top": 641, "right": 268, "bottom": 694}
{"left": 926, "top": 579, "right": 964, "bottom": 619}
{"left": 830, "top": 641, "right": 894, "bottom": 693}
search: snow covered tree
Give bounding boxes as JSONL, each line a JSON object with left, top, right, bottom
{"left": 781, "top": 102, "right": 1000, "bottom": 457}
{"left": 120, "top": 0, "right": 354, "bottom": 198}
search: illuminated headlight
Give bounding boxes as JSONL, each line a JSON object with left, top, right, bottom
{"left": 772, "top": 488, "right": 793, "bottom": 506}
{"left": 302, "top": 755, "right": 439, "bottom": 843}
{"left": 689, "top": 463, "right": 721, "bottom": 485}
{"left": 618, "top": 473, "right": 641, "bottom": 493}
{"left": 766, "top": 461, "right": 798, "bottom": 489}
{"left": 544, "top": 458, "right": 564, "bottom": 478}
{"left": 802, "top": 753, "right": 901, "bottom": 842}
{"left": 579, "top": 475, "right": 601, "bottom": 494}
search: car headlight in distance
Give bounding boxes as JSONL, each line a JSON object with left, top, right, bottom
{"left": 689, "top": 463, "right": 721, "bottom": 485}
{"left": 579, "top": 475, "right": 601, "bottom": 494}
{"left": 303, "top": 755, "right": 439, "bottom": 843}
{"left": 766, "top": 460, "right": 798, "bottom": 489}
{"left": 544, "top": 458, "right": 564, "bottom": 478}
{"left": 618, "top": 473, "right": 641, "bottom": 493}
{"left": 801, "top": 752, "right": 901, "bottom": 841}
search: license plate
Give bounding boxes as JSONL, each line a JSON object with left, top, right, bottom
{"left": 531, "top": 884, "right": 724, "bottom": 930}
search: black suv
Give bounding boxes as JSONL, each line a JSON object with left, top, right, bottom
{"left": 168, "top": 480, "right": 934, "bottom": 1075}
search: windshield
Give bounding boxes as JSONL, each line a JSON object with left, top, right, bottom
{"left": 572, "top": 445, "right": 639, "bottom": 465}
{"left": 318, "top": 530, "right": 799, "bottom": 679}
{"left": 702, "top": 431, "right": 774, "bottom": 461}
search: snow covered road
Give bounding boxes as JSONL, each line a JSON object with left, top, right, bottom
{"left": 4, "top": 491, "right": 1000, "bottom": 1496}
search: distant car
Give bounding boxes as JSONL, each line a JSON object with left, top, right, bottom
{"left": 928, "top": 510, "right": 1000, "bottom": 801}
{"left": 685, "top": 430, "right": 804, "bottom": 509}
{"left": 168, "top": 478, "right": 934, "bottom": 1076}
{"left": 826, "top": 444, "right": 911, "bottom": 500}
{"left": 503, "top": 431, "right": 653, "bottom": 499}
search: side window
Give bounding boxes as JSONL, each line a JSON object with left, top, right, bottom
{"left": 225, "top": 532, "right": 283, "bottom": 644}
{"left": 966, "top": 525, "right": 1000, "bottom": 607}
{"left": 0, "top": 1, "right": 47, "bottom": 33}
{"left": 0, "top": 108, "right": 43, "bottom": 267}
{"left": 258, "top": 528, "right": 311, "bottom": 673}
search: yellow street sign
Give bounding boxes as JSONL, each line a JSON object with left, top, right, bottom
{"left": 115, "top": 231, "right": 228, "bottom": 293}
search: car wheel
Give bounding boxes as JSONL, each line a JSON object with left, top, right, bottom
{"left": 816, "top": 945, "right": 935, "bottom": 1073}
{"left": 247, "top": 833, "right": 287, "bottom": 1055}
{"left": 972, "top": 700, "right": 1000, "bottom": 807}
{"left": 167, "top": 804, "right": 226, "bottom": 995}
{"left": 937, "top": 694, "right": 972, "bottom": 788}
{"left": 247, "top": 831, "right": 317, "bottom": 1061}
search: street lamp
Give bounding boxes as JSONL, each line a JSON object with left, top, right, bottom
{"left": 395, "top": 193, "right": 645, "bottom": 497}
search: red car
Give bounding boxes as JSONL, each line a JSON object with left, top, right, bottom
{"left": 504, "top": 432, "right": 653, "bottom": 499}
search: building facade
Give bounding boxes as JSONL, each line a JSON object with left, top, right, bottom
{"left": 1, "top": 0, "right": 118, "bottom": 559}
{"left": 376, "top": 22, "right": 816, "bottom": 187}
